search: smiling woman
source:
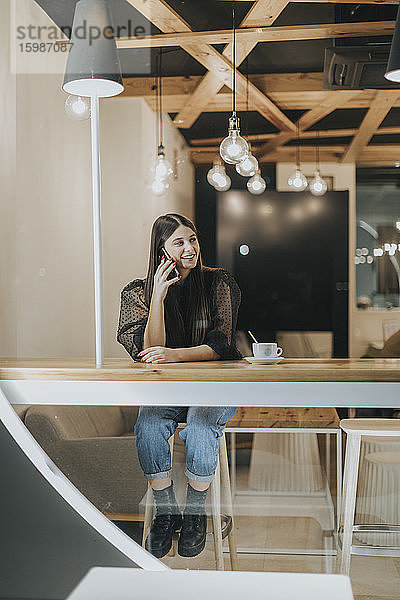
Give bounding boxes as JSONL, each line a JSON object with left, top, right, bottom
{"left": 117, "top": 213, "right": 242, "bottom": 364}
{"left": 116, "top": 213, "right": 241, "bottom": 560}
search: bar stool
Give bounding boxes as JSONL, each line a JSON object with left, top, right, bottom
{"left": 142, "top": 431, "right": 238, "bottom": 571}
{"left": 338, "top": 419, "right": 400, "bottom": 575}
{"left": 356, "top": 451, "right": 400, "bottom": 547}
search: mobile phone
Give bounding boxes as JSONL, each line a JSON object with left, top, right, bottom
{"left": 159, "top": 247, "right": 180, "bottom": 281}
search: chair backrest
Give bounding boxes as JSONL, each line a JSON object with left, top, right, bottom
{"left": 24, "top": 405, "right": 126, "bottom": 446}
{"left": 276, "top": 331, "right": 333, "bottom": 358}
{"left": 382, "top": 319, "right": 399, "bottom": 342}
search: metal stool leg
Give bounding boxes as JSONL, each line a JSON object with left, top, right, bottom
{"left": 219, "top": 432, "right": 238, "bottom": 570}
{"left": 339, "top": 432, "right": 361, "bottom": 575}
{"left": 337, "top": 430, "right": 342, "bottom": 531}
{"left": 210, "top": 458, "right": 224, "bottom": 570}
{"left": 142, "top": 484, "right": 153, "bottom": 547}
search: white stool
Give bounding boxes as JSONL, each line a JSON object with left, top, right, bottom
{"left": 356, "top": 451, "right": 400, "bottom": 547}
{"left": 339, "top": 419, "right": 400, "bottom": 575}
{"left": 142, "top": 431, "right": 238, "bottom": 571}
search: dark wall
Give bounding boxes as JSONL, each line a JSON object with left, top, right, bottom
{"left": 195, "top": 165, "right": 276, "bottom": 267}
{"left": 196, "top": 174, "right": 348, "bottom": 357}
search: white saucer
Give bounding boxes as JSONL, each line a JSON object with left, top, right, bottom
{"left": 244, "top": 356, "right": 284, "bottom": 365}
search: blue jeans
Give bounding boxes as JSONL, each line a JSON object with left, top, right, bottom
{"left": 134, "top": 406, "right": 237, "bottom": 483}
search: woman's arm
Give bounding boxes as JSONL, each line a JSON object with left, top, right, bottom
{"left": 143, "top": 257, "right": 180, "bottom": 349}
{"left": 143, "top": 294, "right": 166, "bottom": 349}
{"left": 138, "top": 344, "right": 219, "bottom": 363}
{"left": 175, "top": 345, "right": 220, "bottom": 361}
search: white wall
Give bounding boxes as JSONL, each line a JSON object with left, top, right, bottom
{"left": 0, "top": 0, "right": 194, "bottom": 359}
{"left": 0, "top": 0, "right": 17, "bottom": 356}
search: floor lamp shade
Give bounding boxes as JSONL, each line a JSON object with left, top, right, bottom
{"left": 62, "top": 0, "right": 124, "bottom": 97}
{"left": 385, "top": 6, "right": 400, "bottom": 82}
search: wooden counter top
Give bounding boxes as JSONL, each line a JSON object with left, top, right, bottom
{"left": 1, "top": 358, "right": 400, "bottom": 382}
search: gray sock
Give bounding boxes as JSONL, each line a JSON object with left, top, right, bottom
{"left": 152, "top": 483, "right": 180, "bottom": 516}
{"left": 184, "top": 483, "right": 208, "bottom": 516}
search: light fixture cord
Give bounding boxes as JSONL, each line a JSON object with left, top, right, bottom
{"left": 157, "top": 49, "right": 163, "bottom": 148}
{"left": 245, "top": 56, "right": 249, "bottom": 137}
{"left": 316, "top": 130, "right": 320, "bottom": 171}
{"left": 232, "top": 0, "right": 236, "bottom": 114}
{"left": 296, "top": 122, "right": 300, "bottom": 169}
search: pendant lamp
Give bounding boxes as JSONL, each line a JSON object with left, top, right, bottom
{"left": 207, "top": 156, "right": 231, "bottom": 191}
{"left": 62, "top": 0, "right": 124, "bottom": 367}
{"left": 149, "top": 50, "right": 173, "bottom": 195}
{"left": 309, "top": 132, "right": 327, "bottom": 196}
{"left": 247, "top": 169, "right": 266, "bottom": 195}
{"left": 219, "top": 1, "right": 249, "bottom": 164}
{"left": 385, "top": 6, "right": 400, "bottom": 82}
{"left": 287, "top": 124, "right": 307, "bottom": 192}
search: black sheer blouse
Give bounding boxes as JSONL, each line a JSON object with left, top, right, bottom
{"left": 117, "top": 267, "right": 242, "bottom": 361}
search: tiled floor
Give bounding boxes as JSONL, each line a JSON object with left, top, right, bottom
{"left": 162, "top": 515, "right": 400, "bottom": 599}
{"left": 161, "top": 460, "right": 400, "bottom": 600}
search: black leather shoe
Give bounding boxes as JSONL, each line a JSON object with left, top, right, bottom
{"left": 145, "top": 513, "right": 182, "bottom": 558}
{"left": 178, "top": 513, "right": 207, "bottom": 557}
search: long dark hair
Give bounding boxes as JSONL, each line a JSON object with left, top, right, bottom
{"left": 144, "top": 214, "right": 210, "bottom": 347}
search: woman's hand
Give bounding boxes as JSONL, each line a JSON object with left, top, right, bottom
{"left": 152, "top": 256, "right": 181, "bottom": 302}
{"left": 137, "top": 346, "right": 179, "bottom": 364}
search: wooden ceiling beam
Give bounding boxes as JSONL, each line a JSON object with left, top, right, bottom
{"left": 142, "top": 89, "right": 400, "bottom": 112}
{"left": 189, "top": 126, "right": 400, "bottom": 146}
{"left": 117, "top": 21, "right": 395, "bottom": 49}
{"left": 289, "top": 0, "right": 397, "bottom": 4}
{"left": 171, "top": 0, "right": 289, "bottom": 129}
{"left": 190, "top": 145, "right": 400, "bottom": 166}
{"left": 125, "top": 0, "right": 295, "bottom": 132}
{"left": 255, "top": 91, "right": 358, "bottom": 160}
{"left": 341, "top": 91, "right": 400, "bottom": 162}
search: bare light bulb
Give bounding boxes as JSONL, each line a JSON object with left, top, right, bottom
{"left": 65, "top": 95, "right": 91, "bottom": 121}
{"left": 247, "top": 169, "right": 266, "bottom": 195}
{"left": 214, "top": 174, "right": 231, "bottom": 192}
{"left": 151, "top": 178, "right": 170, "bottom": 196}
{"left": 207, "top": 158, "right": 225, "bottom": 187}
{"left": 154, "top": 145, "right": 173, "bottom": 182}
{"left": 236, "top": 153, "right": 258, "bottom": 177}
{"left": 309, "top": 170, "right": 327, "bottom": 196}
{"left": 219, "top": 113, "right": 249, "bottom": 165}
{"left": 288, "top": 168, "right": 307, "bottom": 191}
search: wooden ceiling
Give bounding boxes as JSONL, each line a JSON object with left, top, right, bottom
{"left": 37, "top": 0, "right": 400, "bottom": 166}
{"left": 118, "top": 0, "right": 400, "bottom": 166}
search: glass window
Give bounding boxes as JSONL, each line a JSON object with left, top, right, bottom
{"left": 356, "top": 167, "right": 400, "bottom": 309}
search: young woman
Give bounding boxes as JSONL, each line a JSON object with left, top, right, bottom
{"left": 117, "top": 213, "right": 241, "bottom": 559}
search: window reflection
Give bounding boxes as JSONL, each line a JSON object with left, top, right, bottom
{"left": 356, "top": 168, "right": 400, "bottom": 309}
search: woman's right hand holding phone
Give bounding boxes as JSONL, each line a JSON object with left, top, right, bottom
{"left": 153, "top": 256, "right": 181, "bottom": 302}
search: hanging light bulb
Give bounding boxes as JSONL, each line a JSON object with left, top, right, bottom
{"left": 288, "top": 168, "right": 308, "bottom": 191}
{"left": 219, "top": 3, "right": 249, "bottom": 165}
{"left": 154, "top": 144, "right": 173, "bottom": 182}
{"left": 309, "top": 132, "right": 327, "bottom": 196}
{"left": 214, "top": 173, "right": 231, "bottom": 192}
{"left": 220, "top": 113, "right": 249, "bottom": 164}
{"left": 150, "top": 49, "right": 173, "bottom": 196}
{"left": 64, "top": 95, "right": 91, "bottom": 121}
{"left": 309, "top": 170, "right": 327, "bottom": 196}
{"left": 236, "top": 151, "right": 258, "bottom": 177}
{"left": 247, "top": 169, "right": 266, "bottom": 195}
{"left": 151, "top": 178, "right": 170, "bottom": 196}
{"left": 207, "top": 156, "right": 225, "bottom": 186}
{"left": 287, "top": 123, "right": 307, "bottom": 191}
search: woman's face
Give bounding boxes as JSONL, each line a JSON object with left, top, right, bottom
{"left": 164, "top": 224, "right": 200, "bottom": 272}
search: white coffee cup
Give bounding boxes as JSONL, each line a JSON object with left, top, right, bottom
{"left": 252, "top": 342, "right": 283, "bottom": 358}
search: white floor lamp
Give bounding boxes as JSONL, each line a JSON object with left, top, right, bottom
{"left": 62, "top": 0, "right": 124, "bottom": 368}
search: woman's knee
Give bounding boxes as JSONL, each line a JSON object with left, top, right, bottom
{"left": 135, "top": 408, "right": 176, "bottom": 442}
